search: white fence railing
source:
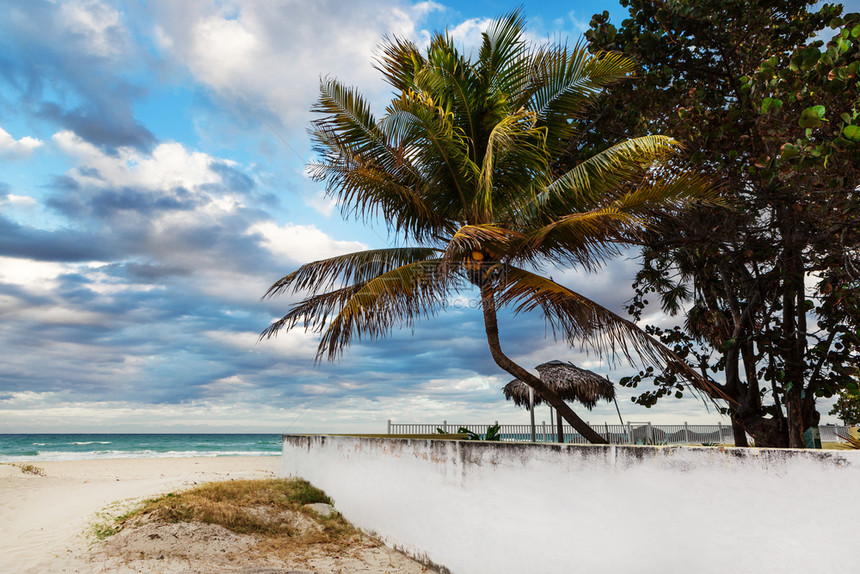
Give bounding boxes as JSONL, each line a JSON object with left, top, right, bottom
{"left": 386, "top": 420, "right": 854, "bottom": 446}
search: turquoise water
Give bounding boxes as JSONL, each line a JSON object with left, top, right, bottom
{"left": 0, "top": 434, "right": 281, "bottom": 462}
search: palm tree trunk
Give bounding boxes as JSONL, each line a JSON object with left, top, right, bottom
{"left": 480, "top": 283, "right": 609, "bottom": 445}
{"left": 557, "top": 408, "right": 564, "bottom": 443}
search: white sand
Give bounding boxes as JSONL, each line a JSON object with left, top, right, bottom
{"left": 0, "top": 457, "right": 430, "bottom": 573}
{"left": 0, "top": 457, "right": 280, "bottom": 573}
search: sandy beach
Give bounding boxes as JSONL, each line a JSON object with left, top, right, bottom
{"left": 0, "top": 456, "right": 429, "bottom": 574}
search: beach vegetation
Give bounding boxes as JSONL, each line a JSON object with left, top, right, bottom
{"left": 87, "top": 478, "right": 413, "bottom": 568}
{"left": 91, "top": 498, "right": 158, "bottom": 541}
{"left": 86, "top": 478, "right": 427, "bottom": 570}
{"left": 585, "top": 0, "right": 860, "bottom": 447}
{"left": 120, "top": 478, "right": 354, "bottom": 543}
{"left": 437, "top": 424, "right": 501, "bottom": 441}
{"left": 261, "top": 10, "right": 722, "bottom": 444}
{"left": 91, "top": 517, "right": 122, "bottom": 540}
{"left": 15, "top": 463, "right": 46, "bottom": 476}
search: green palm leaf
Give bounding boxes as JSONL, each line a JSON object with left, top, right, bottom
{"left": 474, "top": 107, "right": 547, "bottom": 222}
{"left": 375, "top": 36, "right": 423, "bottom": 92}
{"left": 611, "top": 169, "right": 722, "bottom": 225}
{"left": 308, "top": 158, "right": 443, "bottom": 239}
{"left": 264, "top": 257, "right": 457, "bottom": 362}
{"left": 531, "top": 135, "right": 681, "bottom": 215}
{"left": 522, "top": 46, "right": 636, "bottom": 154}
{"left": 386, "top": 94, "right": 476, "bottom": 216}
{"left": 415, "top": 53, "right": 481, "bottom": 160}
{"left": 261, "top": 283, "right": 365, "bottom": 340}
{"left": 312, "top": 78, "right": 381, "bottom": 159}
{"left": 477, "top": 10, "right": 529, "bottom": 95}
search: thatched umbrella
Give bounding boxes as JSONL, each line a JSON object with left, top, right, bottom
{"left": 503, "top": 361, "right": 616, "bottom": 443}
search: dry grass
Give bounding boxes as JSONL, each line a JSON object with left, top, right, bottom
{"left": 90, "top": 478, "right": 430, "bottom": 572}
{"left": 117, "top": 478, "right": 362, "bottom": 557}
{"left": 15, "top": 463, "right": 46, "bottom": 476}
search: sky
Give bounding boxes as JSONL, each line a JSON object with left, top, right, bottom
{"left": 0, "top": 0, "right": 849, "bottom": 434}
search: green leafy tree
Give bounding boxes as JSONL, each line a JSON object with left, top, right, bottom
{"left": 584, "top": 0, "right": 860, "bottom": 447}
{"left": 261, "top": 11, "right": 720, "bottom": 444}
{"left": 830, "top": 387, "right": 860, "bottom": 426}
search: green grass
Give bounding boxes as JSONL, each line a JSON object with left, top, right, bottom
{"left": 90, "top": 497, "right": 162, "bottom": 541}
{"left": 91, "top": 519, "right": 121, "bottom": 541}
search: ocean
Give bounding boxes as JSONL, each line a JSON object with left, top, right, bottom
{"left": 0, "top": 434, "right": 282, "bottom": 462}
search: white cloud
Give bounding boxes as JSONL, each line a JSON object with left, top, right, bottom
{"left": 303, "top": 190, "right": 337, "bottom": 217}
{"left": 45, "top": 127, "right": 373, "bottom": 311}
{"left": 0, "top": 259, "right": 160, "bottom": 332}
{"left": 53, "top": 130, "right": 223, "bottom": 192}
{"left": 448, "top": 17, "right": 493, "bottom": 55}
{"left": 250, "top": 221, "right": 366, "bottom": 264}
{"left": 58, "top": 0, "right": 124, "bottom": 57}
{"left": 20, "top": 305, "right": 110, "bottom": 327}
{"left": 0, "top": 194, "right": 38, "bottom": 208}
{"left": 419, "top": 375, "right": 496, "bottom": 394}
{"left": 0, "top": 126, "right": 43, "bottom": 157}
{"left": 412, "top": 1, "right": 446, "bottom": 19}
{"left": 564, "top": 10, "right": 591, "bottom": 36}
{"left": 150, "top": 0, "right": 433, "bottom": 129}
{"left": 0, "top": 257, "right": 69, "bottom": 293}
{"left": 206, "top": 328, "right": 319, "bottom": 361}
{"left": 199, "top": 374, "right": 256, "bottom": 398}
{"left": 187, "top": 11, "right": 263, "bottom": 91}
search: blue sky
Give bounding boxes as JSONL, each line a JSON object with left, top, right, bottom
{"left": 0, "top": 0, "right": 848, "bottom": 433}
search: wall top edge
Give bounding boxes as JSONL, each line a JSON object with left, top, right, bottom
{"left": 280, "top": 433, "right": 860, "bottom": 463}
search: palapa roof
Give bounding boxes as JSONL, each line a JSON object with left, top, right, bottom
{"left": 503, "top": 360, "right": 615, "bottom": 411}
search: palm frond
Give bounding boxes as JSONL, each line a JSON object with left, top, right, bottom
{"left": 610, "top": 169, "right": 722, "bottom": 226}
{"left": 313, "top": 82, "right": 417, "bottom": 186}
{"left": 312, "top": 78, "right": 381, "bottom": 157}
{"left": 516, "top": 207, "right": 642, "bottom": 270}
{"left": 386, "top": 94, "right": 477, "bottom": 214}
{"left": 308, "top": 155, "right": 442, "bottom": 239}
{"left": 523, "top": 46, "right": 636, "bottom": 151}
{"left": 531, "top": 135, "right": 681, "bottom": 214}
{"left": 492, "top": 265, "right": 728, "bottom": 399}
{"left": 375, "top": 35, "right": 423, "bottom": 92}
{"left": 261, "top": 283, "right": 365, "bottom": 339}
{"left": 415, "top": 55, "right": 481, "bottom": 159}
{"left": 319, "top": 259, "right": 456, "bottom": 361}
{"left": 310, "top": 80, "right": 463, "bottom": 240}
{"left": 478, "top": 9, "right": 529, "bottom": 95}
{"left": 263, "top": 247, "right": 441, "bottom": 298}
{"left": 313, "top": 79, "right": 431, "bottom": 188}
{"left": 442, "top": 224, "right": 523, "bottom": 263}
{"left": 473, "top": 108, "right": 546, "bottom": 222}
{"left": 263, "top": 258, "right": 459, "bottom": 362}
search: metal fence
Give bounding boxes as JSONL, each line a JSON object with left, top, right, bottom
{"left": 386, "top": 420, "right": 854, "bottom": 446}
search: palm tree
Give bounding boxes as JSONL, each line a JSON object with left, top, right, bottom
{"left": 261, "top": 11, "right": 721, "bottom": 444}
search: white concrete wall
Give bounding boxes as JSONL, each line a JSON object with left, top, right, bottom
{"left": 282, "top": 436, "right": 860, "bottom": 574}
